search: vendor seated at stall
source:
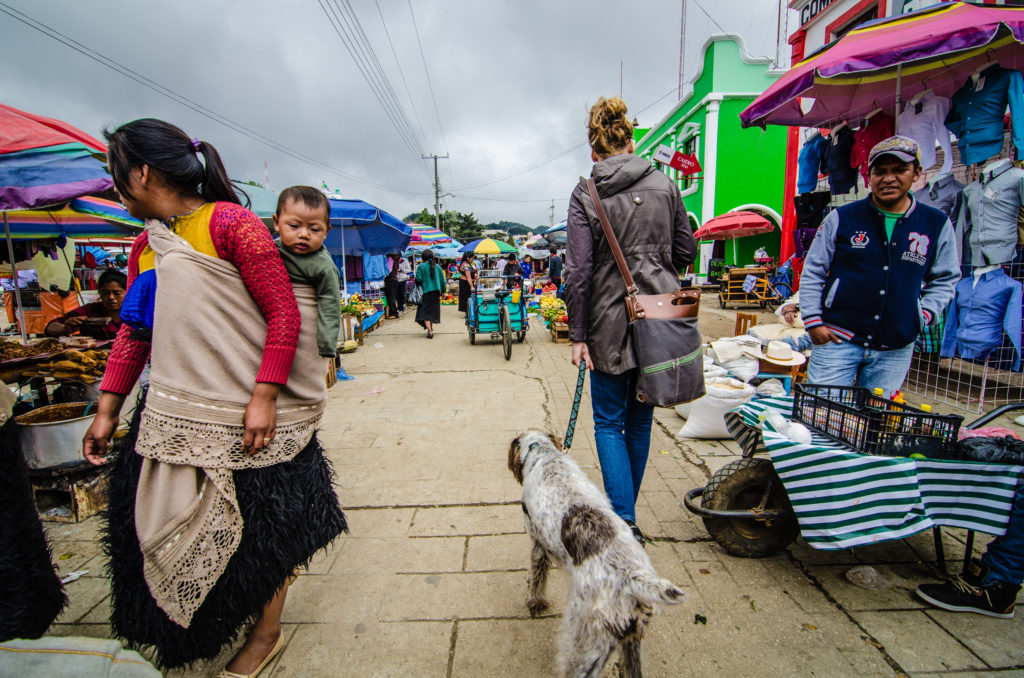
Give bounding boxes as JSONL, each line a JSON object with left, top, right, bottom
{"left": 44, "top": 269, "right": 125, "bottom": 340}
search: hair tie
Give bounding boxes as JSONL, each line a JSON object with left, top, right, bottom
{"left": 191, "top": 138, "right": 201, "bottom": 150}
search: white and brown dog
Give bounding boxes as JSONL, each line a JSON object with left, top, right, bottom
{"left": 508, "top": 429, "right": 684, "bottom": 678}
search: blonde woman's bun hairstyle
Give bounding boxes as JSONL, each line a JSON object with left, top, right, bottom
{"left": 587, "top": 97, "right": 634, "bottom": 160}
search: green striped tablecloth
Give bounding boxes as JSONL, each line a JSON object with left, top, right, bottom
{"left": 724, "top": 397, "right": 1024, "bottom": 550}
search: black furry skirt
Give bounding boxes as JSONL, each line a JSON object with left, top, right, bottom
{"left": 0, "top": 420, "right": 67, "bottom": 642}
{"left": 103, "top": 404, "right": 348, "bottom": 669}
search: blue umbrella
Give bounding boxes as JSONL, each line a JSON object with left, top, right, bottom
{"left": 323, "top": 198, "right": 412, "bottom": 298}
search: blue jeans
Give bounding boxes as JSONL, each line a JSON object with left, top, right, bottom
{"left": 982, "top": 479, "right": 1024, "bottom": 587}
{"left": 591, "top": 368, "right": 654, "bottom": 523}
{"left": 807, "top": 340, "right": 914, "bottom": 397}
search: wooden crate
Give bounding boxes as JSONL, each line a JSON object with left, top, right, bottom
{"left": 550, "top": 321, "right": 569, "bottom": 343}
{"left": 29, "top": 463, "right": 110, "bottom": 523}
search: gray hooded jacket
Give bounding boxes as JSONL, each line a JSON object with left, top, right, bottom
{"left": 564, "top": 154, "right": 697, "bottom": 374}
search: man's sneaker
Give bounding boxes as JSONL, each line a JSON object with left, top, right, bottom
{"left": 916, "top": 576, "right": 1019, "bottom": 618}
{"left": 960, "top": 558, "right": 988, "bottom": 588}
{"left": 624, "top": 520, "right": 645, "bottom": 545}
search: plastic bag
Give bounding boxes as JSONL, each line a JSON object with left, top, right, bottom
{"left": 957, "top": 436, "right": 1024, "bottom": 465}
{"left": 678, "top": 377, "right": 755, "bottom": 439}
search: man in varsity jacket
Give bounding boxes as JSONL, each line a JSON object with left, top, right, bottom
{"left": 800, "top": 135, "right": 960, "bottom": 396}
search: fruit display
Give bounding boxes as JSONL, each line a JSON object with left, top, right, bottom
{"left": 339, "top": 294, "right": 379, "bottom": 318}
{"left": 440, "top": 293, "right": 457, "bottom": 305}
{"left": 539, "top": 296, "right": 567, "bottom": 325}
{"left": 20, "top": 349, "right": 108, "bottom": 381}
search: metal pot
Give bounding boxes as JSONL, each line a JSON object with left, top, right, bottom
{"left": 15, "top": 401, "right": 97, "bottom": 470}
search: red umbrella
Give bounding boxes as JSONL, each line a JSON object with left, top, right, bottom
{"left": 694, "top": 211, "right": 774, "bottom": 240}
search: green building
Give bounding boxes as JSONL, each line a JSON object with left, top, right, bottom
{"left": 635, "top": 34, "right": 788, "bottom": 281}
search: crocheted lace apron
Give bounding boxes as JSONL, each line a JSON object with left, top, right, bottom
{"left": 134, "top": 219, "right": 325, "bottom": 627}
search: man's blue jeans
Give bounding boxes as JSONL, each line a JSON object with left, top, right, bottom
{"left": 982, "top": 479, "right": 1024, "bottom": 587}
{"left": 590, "top": 368, "right": 654, "bottom": 523}
{"left": 807, "top": 340, "right": 914, "bottom": 396}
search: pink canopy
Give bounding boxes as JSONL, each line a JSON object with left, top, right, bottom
{"left": 694, "top": 211, "right": 774, "bottom": 241}
{"left": 741, "top": 3, "right": 1024, "bottom": 129}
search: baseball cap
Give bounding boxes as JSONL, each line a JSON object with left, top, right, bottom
{"left": 868, "top": 135, "right": 921, "bottom": 167}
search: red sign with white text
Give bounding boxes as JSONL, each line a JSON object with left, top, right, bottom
{"left": 653, "top": 144, "right": 702, "bottom": 175}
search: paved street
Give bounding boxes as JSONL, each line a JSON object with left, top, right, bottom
{"left": 45, "top": 304, "right": 1022, "bottom": 677}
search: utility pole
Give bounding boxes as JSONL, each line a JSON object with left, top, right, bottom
{"left": 422, "top": 153, "right": 450, "bottom": 234}
{"left": 550, "top": 199, "right": 555, "bottom": 228}
{"left": 678, "top": 0, "right": 687, "bottom": 99}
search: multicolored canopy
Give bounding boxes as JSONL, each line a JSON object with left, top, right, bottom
{"left": 3, "top": 197, "right": 141, "bottom": 240}
{"left": 0, "top": 102, "right": 112, "bottom": 210}
{"left": 458, "top": 238, "right": 517, "bottom": 255}
{"left": 407, "top": 222, "right": 453, "bottom": 245}
{"left": 741, "top": 3, "right": 1024, "bottom": 129}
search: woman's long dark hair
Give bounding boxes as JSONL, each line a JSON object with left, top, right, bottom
{"left": 104, "top": 119, "right": 245, "bottom": 206}
{"left": 422, "top": 249, "right": 440, "bottom": 279}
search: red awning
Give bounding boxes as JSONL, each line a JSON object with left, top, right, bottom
{"left": 694, "top": 211, "right": 774, "bottom": 240}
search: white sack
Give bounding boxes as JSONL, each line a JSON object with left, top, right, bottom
{"left": 678, "top": 377, "right": 755, "bottom": 439}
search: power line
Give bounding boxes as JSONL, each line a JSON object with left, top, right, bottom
{"left": 318, "top": 0, "right": 430, "bottom": 174}
{"left": 407, "top": 3, "right": 451, "bottom": 171}
{"left": 374, "top": 0, "right": 429, "bottom": 154}
{"left": 0, "top": 2, "right": 430, "bottom": 197}
{"left": 451, "top": 86, "right": 679, "bottom": 193}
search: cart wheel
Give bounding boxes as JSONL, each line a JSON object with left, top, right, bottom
{"left": 468, "top": 329, "right": 475, "bottom": 345}
{"left": 774, "top": 282, "right": 792, "bottom": 301}
{"left": 500, "top": 305, "right": 512, "bottom": 360}
{"left": 517, "top": 330, "right": 526, "bottom": 343}
{"left": 759, "top": 300, "right": 767, "bottom": 309}
{"left": 702, "top": 457, "right": 798, "bottom": 558}
{"left": 718, "top": 296, "right": 726, "bottom": 309}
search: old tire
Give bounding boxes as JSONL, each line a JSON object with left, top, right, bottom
{"left": 468, "top": 330, "right": 476, "bottom": 345}
{"left": 718, "top": 295, "right": 726, "bottom": 309}
{"left": 500, "top": 305, "right": 512, "bottom": 360}
{"left": 517, "top": 330, "right": 526, "bottom": 343}
{"left": 702, "top": 457, "right": 798, "bottom": 558}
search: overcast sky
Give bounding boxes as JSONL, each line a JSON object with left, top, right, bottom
{"left": 0, "top": 0, "right": 788, "bottom": 229}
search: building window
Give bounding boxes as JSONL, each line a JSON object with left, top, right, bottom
{"left": 682, "top": 135, "right": 698, "bottom": 189}
{"left": 833, "top": 5, "right": 877, "bottom": 40}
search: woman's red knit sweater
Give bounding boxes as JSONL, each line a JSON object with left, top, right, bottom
{"left": 100, "top": 202, "right": 301, "bottom": 395}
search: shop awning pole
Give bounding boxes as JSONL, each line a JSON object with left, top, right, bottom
{"left": 895, "top": 63, "right": 903, "bottom": 132}
{"left": 340, "top": 222, "right": 348, "bottom": 300}
{"left": 3, "top": 211, "right": 28, "bottom": 344}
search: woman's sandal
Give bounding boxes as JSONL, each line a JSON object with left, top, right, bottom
{"left": 215, "top": 632, "right": 284, "bottom": 678}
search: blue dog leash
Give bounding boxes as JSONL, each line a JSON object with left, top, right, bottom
{"left": 563, "top": 359, "right": 587, "bottom": 451}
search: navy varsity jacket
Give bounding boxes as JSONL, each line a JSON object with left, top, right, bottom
{"left": 800, "top": 195, "right": 960, "bottom": 351}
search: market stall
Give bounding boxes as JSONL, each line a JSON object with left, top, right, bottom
{"left": 741, "top": 1, "right": 1024, "bottom": 413}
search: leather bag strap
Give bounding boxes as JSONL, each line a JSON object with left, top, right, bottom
{"left": 586, "top": 178, "right": 639, "bottom": 295}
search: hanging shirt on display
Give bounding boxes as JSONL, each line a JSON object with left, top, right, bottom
{"left": 361, "top": 252, "right": 389, "bottom": 281}
{"left": 821, "top": 125, "right": 857, "bottom": 195}
{"left": 944, "top": 65, "right": 1024, "bottom": 166}
{"left": 956, "top": 158, "right": 1024, "bottom": 266}
{"left": 850, "top": 113, "right": 896, "bottom": 187}
{"left": 897, "top": 92, "right": 953, "bottom": 173}
{"left": 940, "top": 267, "right": 1023, "bottom": 371}
{"left": 797, "top": 132, "right": 829, "bottom": 194}
{"left": 915, "top": 172, "right": 964, "bottom": 219}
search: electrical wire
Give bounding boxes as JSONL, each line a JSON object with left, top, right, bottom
{"left": 318, "top": 0, "right": 430, "bottom": 174}
{"left": 406, "top": 2, "right": 452, "bottom": 177}
{"left": 374, "top": 0, "right": 429, "bottom": 155}
{"left": 0, "top": 2, "right": 430, "bottom": 197}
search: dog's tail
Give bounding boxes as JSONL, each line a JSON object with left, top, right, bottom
{"left": 631, "top": 574, "right": 685, "bottom": 607}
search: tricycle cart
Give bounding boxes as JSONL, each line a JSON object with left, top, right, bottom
{"left": 465, "top": 271, "right": 529, "bottom": 360}
{"left": 717, "top": 257, "right": 794, "bottom": 310}
{"left": 683, "top": 388, "right": 1024, "bottom": 574}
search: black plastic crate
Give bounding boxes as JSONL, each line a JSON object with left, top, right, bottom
{"left": 791, "top": 384, "right": 963, "bottom": 459}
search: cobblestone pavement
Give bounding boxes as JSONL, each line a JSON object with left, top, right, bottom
{"left": 45, "top": 304, "right": 1022, "bottom": 677}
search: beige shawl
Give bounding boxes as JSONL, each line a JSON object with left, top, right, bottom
{"left": 134, "top": 220, "right": 325, "bottom": 627}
